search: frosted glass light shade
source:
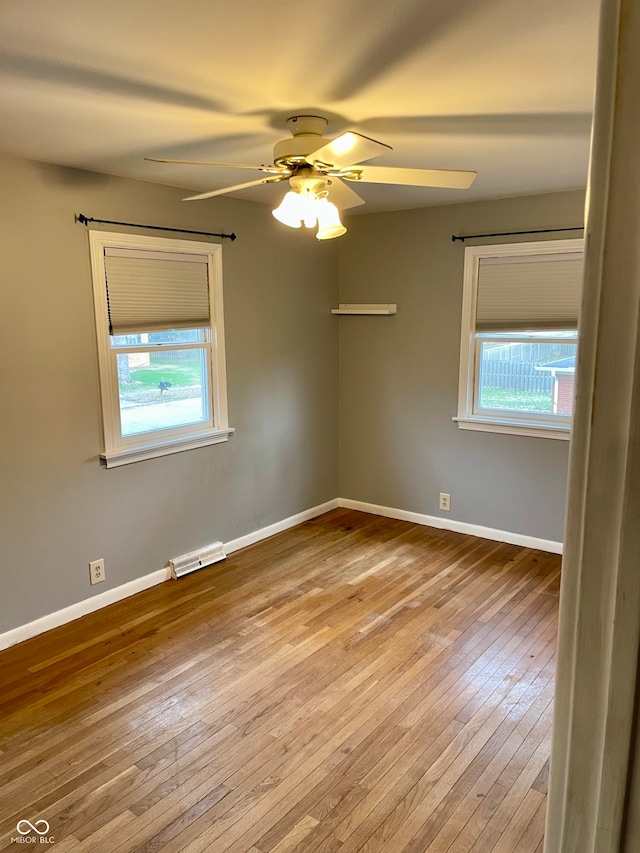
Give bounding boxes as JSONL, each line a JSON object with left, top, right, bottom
{"left": 273, "top": 189, "right": 346, "bottom": 238}
{"left": 316, "top": 199, "right": 346, "bottom": 240}
{"left": 272, "top": 191, "right": 303, "bottom": 228}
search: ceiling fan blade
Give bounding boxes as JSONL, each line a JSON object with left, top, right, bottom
{"left": 146, "top": 157, "right": 275, "bottom": 170}
{"left": 326, "top": 178, "right": 365, "bottom": 210}
{"left": 306, "top": 132, "right": 392, "bottom": 170}
{"left": 359, "top": 113, "right": 593, "bottom": 139}
{"left": 343, "top": 165, "right": 477, "bottom": 189}
{"left": 182, "top": 176, "right": 285, "bottom": 201}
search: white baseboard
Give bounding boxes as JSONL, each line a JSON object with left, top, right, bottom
{"left": 338, "top": 498, "right": 563, "bottom": 554}
{"left": 0, "top": 498, "right": 341, "bottom": 652}
{"left": 224, "top": 499, "right": 340, "bottom": 554}
{"left": 0, "top": 495, "right": 560, "bottom": 652}
{"left": 0, "top": 568, "right": 171, "bottom": 652}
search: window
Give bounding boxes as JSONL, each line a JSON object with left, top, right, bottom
{"left": 455, "top": 238, "right": 584, "bottom": 439}
{"left": 89, "top": 231, "right": 232, "bottom": 467}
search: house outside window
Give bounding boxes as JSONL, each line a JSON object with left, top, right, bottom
{"left": 89, "top": 231, "right": 233, "bottom": 467}
{"left": 535, "top": 355, "right": 577, "bottom": 415}
{"left": 455, "top": 238, "right": 584, "bottom": 439}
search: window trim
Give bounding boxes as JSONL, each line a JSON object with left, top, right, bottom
{"left": 89, "top": 230, "right": 233, "bottom": 467}
{"left": 454, "top": 238, "right": 583, "bottom": 440}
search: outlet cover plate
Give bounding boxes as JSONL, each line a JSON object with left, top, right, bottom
{"left": 439, "top": 493, "right": 451, "bottom": 511}
{"left": 89, "top": 558, "right": 105, "bottom": 585}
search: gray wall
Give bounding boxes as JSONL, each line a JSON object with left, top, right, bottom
{"left": 0, "top": 153, "right": 339, "bottom": 632}
{"left": 338, "top": 190, "right": 585, "bottom": 542}
{"left": 0, "top": 158, "right": 584, "bottom": 634}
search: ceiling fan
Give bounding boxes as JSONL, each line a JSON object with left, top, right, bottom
{"left": 146, "top": 115, "right": 477, "bottom": 240}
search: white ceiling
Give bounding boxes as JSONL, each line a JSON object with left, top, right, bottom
{"left": 0, "top": 0, "right": 600, "bottom": 213}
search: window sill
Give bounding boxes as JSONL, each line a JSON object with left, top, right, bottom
{"left": 453, "top": 416, "right": 570, "bottom": 440}
{"left": 101, "top": 427, "right": 235, "bottom": 468}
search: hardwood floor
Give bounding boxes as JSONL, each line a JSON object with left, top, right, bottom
{"left": 0, "top": 509, "right": 560, "bottom": 853}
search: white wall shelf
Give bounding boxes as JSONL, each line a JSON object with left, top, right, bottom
{"left": 331, "top": 303, "right": 397, "bottom": 315}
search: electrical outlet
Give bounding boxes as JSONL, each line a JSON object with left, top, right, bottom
{"left": 89, "top": 558, "right": 105, "bottom": 585}
{"left": 439, "top": 493, "right": 451, "bottom": 512}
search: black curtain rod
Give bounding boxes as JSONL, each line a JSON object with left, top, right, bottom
{"left": 75, "top": 213, "right": 236, "bottom": 241}
{"left": 451, "top": 226, "right": 584, "bottom": 243}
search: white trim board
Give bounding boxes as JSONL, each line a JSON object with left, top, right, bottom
{"left": 224, "top": 499, "right": 339, "bottom": 554}
{"left": 0, "top": 498, "right": 340, "bottom": 651}
{"left": 0, "top": 568, "right": 172, "bottom": 652}
{"left": 338, "top": 498, "right": 563, "bottom": 554}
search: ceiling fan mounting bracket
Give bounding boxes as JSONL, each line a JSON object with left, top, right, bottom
{"left": 286, "top": 115, "right": 328, "bottom": 137}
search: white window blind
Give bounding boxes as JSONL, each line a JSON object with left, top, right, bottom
{"left": 476, "top": 251, "right": 584, "bottom": 331}
{"left": 104, "top": 247, "right": 210, "bottom": 334}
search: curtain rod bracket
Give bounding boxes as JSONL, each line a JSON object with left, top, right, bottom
{"left": 75, "top": 213, "right": 236, "bottom": 241}
{"left": 451, "top": 226, "right": 584, "bottom": 243}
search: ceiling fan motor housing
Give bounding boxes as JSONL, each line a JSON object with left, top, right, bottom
{"left": 273, "top": 115, "right": 329, "bottom": 167}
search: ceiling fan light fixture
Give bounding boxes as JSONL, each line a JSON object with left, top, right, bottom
{"left": 316, "top": 198, "right": 346, "bottom": 240}
{"left": 273, "top": 189, "right": 346, "bottom": 239}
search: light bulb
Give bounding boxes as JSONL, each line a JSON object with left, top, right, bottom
{"left": 301, "top": 189, "right": 317, "bottom": 229}
{"left": 316, "top": 198, "right": 346, "bottom": 240}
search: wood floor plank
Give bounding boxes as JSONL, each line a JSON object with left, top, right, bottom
{"left": 0, "top": 509, "right": 559, "bottom": 853}
{"left": 261, "top": 814, "right": 319, "bottom": 853}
